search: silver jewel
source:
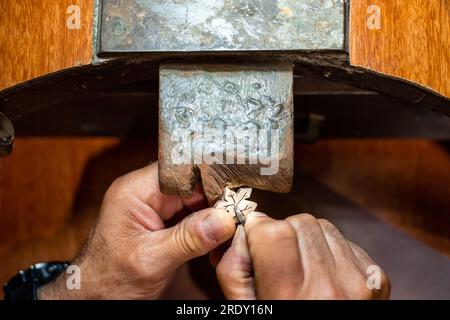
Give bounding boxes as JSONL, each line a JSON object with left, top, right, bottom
{"left": 214, "top": 187, "right": 257, "bottom": 225}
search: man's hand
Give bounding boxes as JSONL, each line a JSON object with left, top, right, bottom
{"left": 216, "top": 213, "right": 390, "bottom": 300}
{"left": 38, "top": 162, "right": 236, "bottom": 299}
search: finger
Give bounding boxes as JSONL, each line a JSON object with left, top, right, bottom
{"left": 317, "top": 219, "right": 360, "bottom": 268}
{"left": 349, "top": 242, "right": 391, "bottom": 299}
{"left": 209, "top": 240, "right": 232, "bottom": 268}
{"left": 118, "top": 192, "right": 166, "bottom": 231}
{"left": 318, "top": 219, "right": 368, "bottom": 297}
{"left": 286, "top": 214, "right": 335, "bottom": 275}
{"left": 245, "top": 211, "right": 269, "bottom": 224}
{"left": 154, "top": 207, "right": 236, "bottom": 270}
{"left": 245, "top": 213, "right": 303, "bottom": 299}
{"left": 108, "top": 162, "right": 207, "bottom": 221}
{"left": 216, "top": 226, "right": 256, "bottom": 300}
{"left": 348, "top": 242, "right": 376, "bottom": 272}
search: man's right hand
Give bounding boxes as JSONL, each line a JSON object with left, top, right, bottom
{"left": 216, "top": 213, "right": 390, "bottom": 300}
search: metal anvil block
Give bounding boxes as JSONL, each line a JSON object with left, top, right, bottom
{"left": 98, "top": 0, "right": 347, "bottom": 202}
{"left": 159, "top": 63, "right": 294, "bottom": 204}
{"left": 100, "top": 0, "right": 345, "bottom": 53}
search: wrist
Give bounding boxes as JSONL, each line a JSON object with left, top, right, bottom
{"left": 37, "top": 275, "right": 72, "bottom": 300}
{"left": 37, "top": 257, "right": 91, "bottom": 300}
{"left": 3, "top": 261, "right": 70, "bottom": 300}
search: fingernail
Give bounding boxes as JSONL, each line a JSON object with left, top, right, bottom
{"left": 201, "top": 208, "right": 235, "bottom": 242}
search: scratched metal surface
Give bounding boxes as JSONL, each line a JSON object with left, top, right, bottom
{"left": 100, "top": 0, "right": 345, "bottom": 53}
{"left": 159, "top": 64, "right": 293, "bottom": 162}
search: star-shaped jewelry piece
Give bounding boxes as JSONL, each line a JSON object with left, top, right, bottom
{"left": 214, "top": 187, "right": 257, "bottom": 225}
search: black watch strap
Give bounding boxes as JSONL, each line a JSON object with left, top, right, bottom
{"left": 3, "top": 261, "right": 70, "bottom": 300}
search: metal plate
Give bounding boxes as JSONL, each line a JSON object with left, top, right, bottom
{"left": 99, "top": 0, "right": 346, "bottom": 53}
{"left": 158, "top": 63, "right": 294, "bottom": 201}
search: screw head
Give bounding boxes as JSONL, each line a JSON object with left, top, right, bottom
{"left": 110, "top": 19, "right": 127, "bottom": 37}
{"left": 1, "top": 135, "right": 12, "bottom": 145}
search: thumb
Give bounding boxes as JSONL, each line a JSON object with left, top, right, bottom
{"left": 216, "top": 226, "right": 256, "bottom": 300}
{"left": 158, "top": 207, "right": 236, "bottom": 269}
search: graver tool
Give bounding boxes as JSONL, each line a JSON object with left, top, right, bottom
{"left": 214, "top": 188, "right": 257, "bottom": 225}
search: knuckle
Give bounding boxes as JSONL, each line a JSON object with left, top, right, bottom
{"left": 249, "top": 220, "right": 297, "bottom": 245}
{"left": 286, "top": 213, "right": 317, "bottom": 227}
{"left": 379, "top": 271, "right": 391, "bottom": 299}
{"left": 217, "top": 250, "right": 251, "bottom": 279}
{"left": 124, "top": 245, "right": 150, "bottom": 278}
{"left": 297, "top": 213, "right": 317, "bottom": 222}
{"left": 318, "top": 219, "right": 346, "bottom": 241}
{"left": 216, "top": 252, "right": 253, "bottom": 296}
{"left": 380, "top": 271, "right": 390, "bottom": 288}
{"left": 105, "top": 175, "right": 130, "bottom": 199}
{"left": 350, "top": 274, "right": 374, "bottom": 299}
{"left": 318, "top": 218, "right": 333, "bottom": 229}
{"left": 297, "top": 213, "right": 317, "bottom": 221}
{"left": 319, "top": 282, "right": 346, "bottom": 300}
{"left": 216, "top": 258, "right": 236, "bottom": 284}
{"left": 216, "top": 263, "right": 252, "bottom": 299}
{"left": 348, "top": 269, "right": 390, "bottom": 300}
{"left": 216, "top": 259, "right": 228, "bottom": 280}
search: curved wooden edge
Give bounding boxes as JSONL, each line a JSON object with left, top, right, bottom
{"left": 0, "top": 0, "right": 448, "bottom": 125}
{"left": 350, "top": 0, "right": 450, "bottom": 98}
{"left": 1, "top": 53, "right": 448, "bottom": 131}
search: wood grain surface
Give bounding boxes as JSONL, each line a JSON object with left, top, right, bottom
{"left": 350, "top": 0, "right": 450, "bottom": 97}
{"left": 0, "top": 0, "right": 93, "bottom": 90}
{"left": 1, "top": 0, "right": 449, "bottom": 100}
